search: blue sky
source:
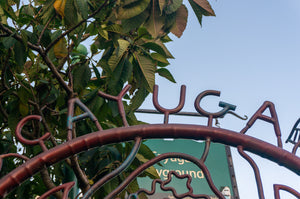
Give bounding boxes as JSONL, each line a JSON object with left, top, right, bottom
{"left": 137, "top": 0, "right": 300, "bottom": 198}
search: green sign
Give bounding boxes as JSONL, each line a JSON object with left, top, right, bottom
{"left": 138, "top": 139, "right": 235, "bottom": 199}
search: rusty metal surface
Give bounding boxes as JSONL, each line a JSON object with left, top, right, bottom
{"left": 0, "top": 84, "right": 299, "bottom": 198}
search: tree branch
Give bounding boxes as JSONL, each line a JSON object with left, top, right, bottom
{"left": 70, "top": 155, "right": 90, "bottom": 193}
{"left": 0, "top": 102, "right": 8, "bottom": 122}
{"left": 69, "top": 126, "right": 90, "bottom": 194}
{"left": 40, "top": 167, "right": 63, "bottom": 199}
{"left": 45, "top": 0, "right": 110, "bottom": 53}
{"left": 0, "top": 23, "right": 40, "bottom": 52}
{"left": 1, "top": 48, "right": 10, "bottom": 92}
{"left": 0, "top": 23, "right": 73, "bottom": 96}
{"left": 39, "top": 51, "right": 73, "bottom": 97}
{"left": 37, "top": 15, "right": 55, "bottom": 46}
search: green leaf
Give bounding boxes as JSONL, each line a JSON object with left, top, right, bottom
{"left": 137, "top": 27, "right": 152, "bottom": 39}
{"left": 161, "top": 35, "right": 173, "bottom": 42}
{"left": 124, "top": 0, "right": 140, "bottom": 6}
{"left": 145, "top": 40, "right": 173, "bottom": 58}
{"left": 192, "top": 0, "right": 215, "bottom": 16}
{"left": 133, "top": 52, "right": 156, "bottom": 91}
{"left": 108, "top": 56, "right": 133, "bottom": 95}
{"left": 125, "top": 178, "right": 140, "bottom": 194}
{"left": 20, "top": 5, "right": 34, "bottom": 16}
{"left": 40, "top": 0, "right": 55, "bottom": 23}
{"left": 129, "top": 86, "right": 149, "bottom": 111}
{"left": 135, "top": 153, "right": 159, "bottom": 179}
{"left": 188, "top": 0, "right": 215, "bottom": 26}
{"left": 20, "top": 29, "right": 29, "bottom": 49}
{"left": 75, "top": 0, "right": 88, "bottom": 19}
{"left": 139, "top": 143, "right": 157, "bottom": 160}
{"left": 51, "top": 30, "right": 63, "bottom": 41}
{"left": 46, "top": 85, "right": 59, "bottom": 103}
{"left": 98, "top": 27, "right": 109, "bottom": 40}
{"left": 144, "top": 0, "right": 164, "bottom": 38}
{"left": 18, "top": 87, "right": 31, "bottom": 104}
{"left": 122, "top": 10, "right": 149, "bottom": 33}
{"left": 106, "top": 24, "right": 123, "bottom": 34}
{"left": 108, "top": 39, "right": 130, "bottom": 71}
{"left": 53, "top": 38, "right": 68, "bottom": 58}
{"left": 90, "top": 44, "right": 98, "bottom": 55}
{"left": 64, "top": 0, "right": 80, "bottom": 27}
{"left": 157, "top": 68, "right": 176, "bottom": 83}
{"left": 170, "top": 4, "right": 188, "bottom": 38}
{"left": 2, "top": 36, "right": 16, "bottom": 49}
{"left": 145, "top": 165, "right": 160, "bottom": 179}
{"left": 117, "top": 0, "right": 150, "bottom": 19}
{"left": 142, "top": 41, "right": 166, "bottom": 56}
{"left": 72, "top": 44, "right": 88, "bottom": 57}
{"left": 8, "top": 111, "right": 19, "bottom": 133}
{"left": 150, "top": 53, "right": 169, "bottom": 64}
{"left": 86, "top": 23, "right": 98, "bottom": 35}
{"left": 19, "top": 102, "right": 29, "bottom": 116}
{"left": 92, "top": 63, "right": 101, "bottom": 81}
{"left": 14, "top": 41, "right": 26, "bottom": 71}
{"left": 165, "top": 0, "right": 182, "bottom": 14}
{"left": 2, "top": 4, "right": 17, "bottom": 21}
{"left": 158, "top": 40, "right": 174, "bottom": 58}
{"left": 0, "top": 6, "right": 7, "bottom": 24}
{"left": 158, "top": 0, "right": 166, "bottom": 14}
{"left": 73, "top": 62, "right": 91, "bottom": 93}
{"left": 85, "top": 91, "right": 104, "bottom": 114}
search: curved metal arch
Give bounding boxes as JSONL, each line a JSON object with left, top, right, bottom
{"left": 0, "top": 124, "right": 299, "bottom": 197}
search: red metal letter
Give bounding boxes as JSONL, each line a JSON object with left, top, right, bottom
{"left": 240, "top": 101, "right": 282, "bottom": 147}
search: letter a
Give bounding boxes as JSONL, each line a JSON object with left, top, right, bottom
{"left": 240, "top": 101, "right": 282, "bottom": 147}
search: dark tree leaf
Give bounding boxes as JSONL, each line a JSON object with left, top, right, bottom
{"left": 122, "top": 10, "right": 149, "bottom": 33}
{"left": 188, "top": 0, "right": 215, "bottom": 25}
{"left": 165, "top": 0, "right": 182, "bottom": 14}
{"left": 13, "top": 41, "right": 26, "bottom": 71}
{"left": 170, "top": 4, "right": 188, "bottom": 38}
{"left": 144, "top": 0, "right": 165, "bottom": 38}
{"left": 157, "top": 67, "right": 176, "bottom": 83}
{"left": 73, "top": 62, "right": 91, "bottom": 93}
{"left": 75, "top": 0, "right": 88, "bottom": 19}
{"left": 117, "top": 0, "right": 150, "bottom": 19}
{"left": 133, "top": 52, "right": 156, "bottom": 91}
{"left": 192, "top": 0, "right": 215, "bottom": 16}
{"left": 129, "top": 86, "right": 149, "bottom": 111}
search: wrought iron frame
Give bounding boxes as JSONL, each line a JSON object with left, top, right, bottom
{"left": 0, "top": 85, "right": 299, "bottom": 198}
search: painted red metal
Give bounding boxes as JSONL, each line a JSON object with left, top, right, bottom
{"left": 15, "top": 115, "right": 51, "bottom": 151}
{"left": 107, "top": 152, "right": 225, "bottom": 199}
{"left": 39, "top": 182, "right": 75, "bottom": 199}
{"left": 0, "top": 124, "right": 299, "bottom": 197}
{"left": 273, "top": 184, "right": 300, "bottom": 199}
{"left": 153, "top": 84, "right": 186, "bottom": 124}
{"left": 0, "top": 84, "right": 299, "bottom": 198}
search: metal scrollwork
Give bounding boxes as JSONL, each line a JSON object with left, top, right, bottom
{"left": 0, "top": 84, "right": 299, "bottom": 198}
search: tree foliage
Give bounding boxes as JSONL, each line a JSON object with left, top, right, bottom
{"left": 0, "top": 0, "right": 215, "bottom": 197}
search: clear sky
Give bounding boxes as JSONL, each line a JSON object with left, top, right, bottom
{"left": 137, "top": 0, "right": 300, "bottom": 198}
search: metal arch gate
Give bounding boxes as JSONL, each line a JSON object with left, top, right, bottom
{"left": 0, "top": 85, "right": 299, "bottom": 199}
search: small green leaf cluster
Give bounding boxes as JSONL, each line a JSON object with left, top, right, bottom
{"left": 0, "top": 0, "right": 215, "bottom": 197}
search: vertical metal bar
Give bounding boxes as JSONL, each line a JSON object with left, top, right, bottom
{"left": 225, "top": 145, "right": 240, "bottom": 199}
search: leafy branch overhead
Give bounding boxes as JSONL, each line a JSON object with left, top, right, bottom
{"left": 0, "top": 0, "right": 215, "bottom": 197}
